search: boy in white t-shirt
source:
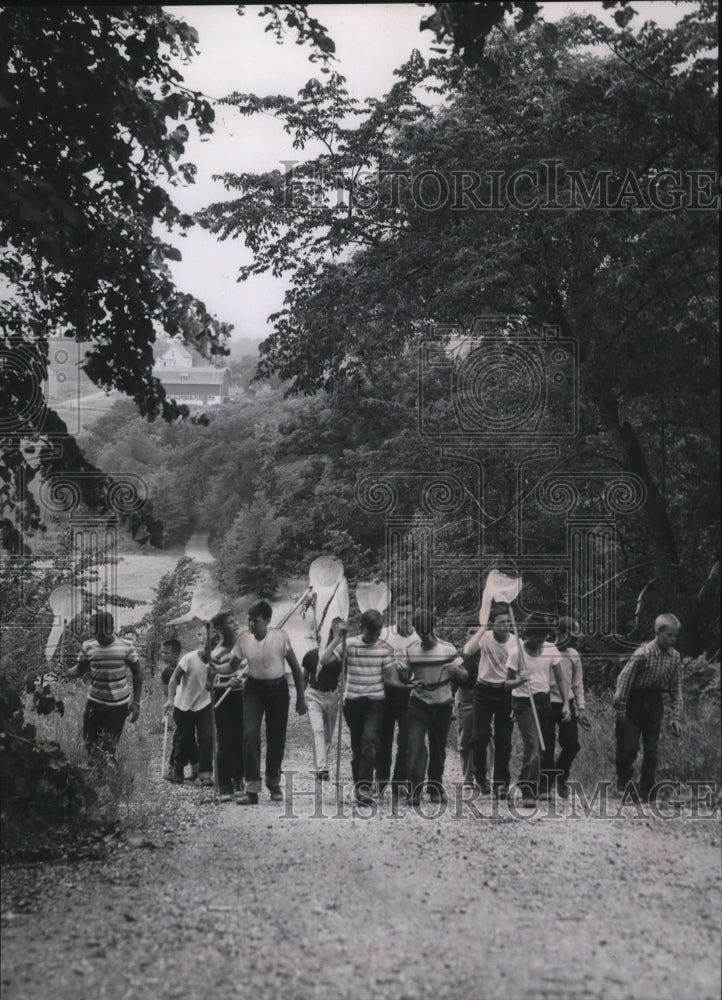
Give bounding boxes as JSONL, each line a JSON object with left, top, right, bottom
{"left": 230, "top": 600, "right": 307, "bottom": 805}
{"left": 506, "top": 613, "right": 570, "bottom": 805}
{"left": 164, "top": 632, "right": 213, "bottom": 788}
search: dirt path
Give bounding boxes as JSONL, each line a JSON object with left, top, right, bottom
{"left": 2, "top": 698, "right": 720, "bottom": 1000}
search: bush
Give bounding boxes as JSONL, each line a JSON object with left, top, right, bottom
{"left": 0, "top": 677, "right": 100, "bottom": 861}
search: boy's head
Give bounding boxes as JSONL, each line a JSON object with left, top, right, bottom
{"left": 395, "top": 595, "right": 414, "bottom": 632}
{"left": 488, "top": 604, "right": 511, "bottom": 639}
{"left": 555, "top": 616, "right": 580, "bottom": 650}
{"left": 90, "top": 610, "right": 114, "bottom": 643}
{"left": 654, "top": 613, "right": 681, "bottom": 650}
{"left": 412, "top": 608, "right": 435, "bottom": 639}
{"left": 161, "top": 637, "right": 181, "bottom": 666}
{"left": 360, "top": 609, "right": 384, "bottom": 643}
{"left": 211, "top": 609, "right": 238, "bottom": 642}
{"left": 247, "top": 600, "right": 272, "bottom": 639}
{"left": 522, "top": 612, "right": 549, "bottom": 644}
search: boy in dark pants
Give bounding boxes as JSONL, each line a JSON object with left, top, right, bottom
{"left": 614, "top": 613, "right": 682, "bottom": 803}
{"left": 375, "top": 596, "right": 418, "bottom": 802}
{"left": 211, "top": 610, "right": 246, "bottom": 801}
{"left": 231, "top": 601, "right": 307, "bottom": 805}
{"left": 542, "top": 617, "right": 589, "bottom": 799}
{"left": 68, "top": 610, "right": 142, "bottom": 764}
{"left": 507, "top": 614, "right": 569, "bottom": 806}
{"left": 164, "top": 631, "right": 213, "bottom": 788}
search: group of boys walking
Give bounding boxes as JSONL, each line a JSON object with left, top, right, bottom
{"left": 71, "top": 599, "right": 684, "bottom": 810}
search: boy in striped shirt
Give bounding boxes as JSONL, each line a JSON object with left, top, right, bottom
{"left": 405, "top": 609, "right": 468, "bottom": 805}
{"left": 320, "top": 609, "right": 394, "bottom": 805}
{"left": 68, "top": 610, "right": 142, "bottom": 763}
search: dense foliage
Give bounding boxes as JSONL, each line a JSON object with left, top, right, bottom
{"left": 199, "top": 7, "right": 719, "bottom": 649}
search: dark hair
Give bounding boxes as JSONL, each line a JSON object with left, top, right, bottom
{"left": 488, "top": 603, "right": 510, "bottom": 624}
{"left": 522, "top": 612, "right": 550, "bottom": 638}
{"left": 90, "top": 610, "right": 114, "bottom": 633}
{"left": 248, "top": 600, "right": 273, "bottom": 622}
{"left": 211, "top": 609, "right": 234, "bottom": 628}
{"left": 360, "top": 609, "right": 383, "bottom": 632}
{"left": 161, "top": 637, "right": 181, "bottom": 655}
{"left": 412, "top": 608, "right": 435, "bottom": 636}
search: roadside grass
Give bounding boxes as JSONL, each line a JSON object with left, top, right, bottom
{"left": 26, "top": 674, "right": 180, "bottom": 837}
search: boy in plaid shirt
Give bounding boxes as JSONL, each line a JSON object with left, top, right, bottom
{"left": 614, "top": 613, "right": 683, "bottom": 803}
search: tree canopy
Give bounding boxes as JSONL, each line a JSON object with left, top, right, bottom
{"left": 199, "top": 5, "right": 719, "bottom": 648}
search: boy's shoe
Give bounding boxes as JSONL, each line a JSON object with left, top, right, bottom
{"left": 269, "top": 787, "right": 283, "bottom": 802}
{"left": 187, "top": 766, "right": 199, "bottom": 783}
{"left": 427, "top": 787, "right": 448, "bottom": 804}
{"left": 315, "top": 770, "right": 330, "bottom": 782}
{"left": 479, "top": 781, "right": 492, "bottom": 795}
{"left": 164, "top": 769, "right": 184, "bottom": 785}
{"left": 218, "top": 790, "right": 233, "bottom": 803}
{"left": 237, "top": 792, "right": 259, "bottom": 805}
{"left": 199, "top": 777, "right": 214, "bottom": 789}
{"left": 557, "top": 781, "right": 570, "bottom": 800}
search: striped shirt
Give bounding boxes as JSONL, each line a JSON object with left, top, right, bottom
{"left": 507, "top": 641, "right": 561, "bottom": 698}
{"left": 78, "top": 636, "right": 139, "bottom": 706}
{"left": 407, "top": 639, "right": 464, "bottom": 706}
{"left": 614, "top": 639, "right": 682, "bottom": 722}
{"left": 549, "top": 646, "right": 585, "bottom": 709}
{"left": 342, "top": 636, "right": 393, "bottom": 701}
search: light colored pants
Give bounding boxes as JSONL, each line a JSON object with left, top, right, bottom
{"left": 306, "top": 687, "right": 339, "bottom": 773}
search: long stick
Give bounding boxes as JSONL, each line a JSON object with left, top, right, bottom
{"left": 160, "top": 713, "right": 169, "bottom": 778}
{"left": 206, "top": 621, "right": 219, "bottom": 797}
{"left": 277, "top": 587, "right": 312, "bottom": 630}
{"left": 334, "top": 631, "right": 348, "bottom": 802}
{"left": 507, "top": 605, "right": 545, "bottom": 752}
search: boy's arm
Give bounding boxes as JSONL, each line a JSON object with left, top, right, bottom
{"left": 614, "top": 650, "right": 644, "bottom": 718}
{"left": 551, "top": 660, "right": 570, "bottom": 720}
{"left": 285, "top": 647, "right": 307, "bottom": 715}
{"left": 463, "top": 626, "right": 485, "bottom": 658}
{"left": 319, "top": 634, "right": 343, "bottom": 666}
{"left": 505, "top": 651, "right": 527, "bottom": 690}
{"left": 571, "top": 650, "right": 587, "bottom": 717}
{"left": 66, "top": 644, "right": 90, "bottom": 678}
{"left": 127, "top": 651, "right": 143, "bottom": 722}
{"left": 669, "top": 655, "right": 683, "bottom": 734}
{"left": 165, "top": 663, "right": 184, "bottom": 715}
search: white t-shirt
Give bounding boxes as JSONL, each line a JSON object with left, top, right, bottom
{"left": 232, "top": 628, "right": 291, "bottom": 680}
{"left": 174, "top": 651, "right": 212, "bottom": 713}
{"left": 507, "top": 641, "right": 561, "bottom": 698}
{"left": 476, "top": 629, "right": 512, "bottom": 684}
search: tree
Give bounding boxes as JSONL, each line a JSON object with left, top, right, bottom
{"left": 200, "top": 6, "right": 718, "bottom": 649}
{"left": 0, "top": 4, "right": 340, "bottom": 554}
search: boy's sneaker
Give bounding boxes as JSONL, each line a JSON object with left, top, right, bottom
{"left": 218, "top": 787, "right": 234, "bottom": 803}
{"left": 164, "top": 769, "right": 184, "bottom": 785}
{"left": 187, "top": 767, "right": 199, "bottom": 783}
{"left": 237, "top": 792, "right": 259, "bottom": 805}
{"left": 557, "top": 781, "right": 570, "bottom": 800}
{"left": 269, "top": 787, "right": 283, "bottom": 802}
{"left": 199, "top": 777, "right": 214, "bottom": 789}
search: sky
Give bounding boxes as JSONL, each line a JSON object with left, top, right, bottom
{"left": 163, "top": 2, "right": 698, "bottom": 344}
